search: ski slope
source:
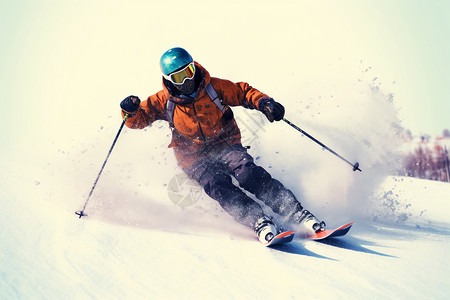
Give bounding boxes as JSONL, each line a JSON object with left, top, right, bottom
{"left": 1, "top": 157, "right": 450, "bottom": 299}
{"left": 1, "top": 102, "right": 449, "bottom": 299}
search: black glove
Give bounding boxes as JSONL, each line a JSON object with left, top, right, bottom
{"left": 120, "top": 95, "right": 141, "bottom": 115}
{"left": 259, "top": 98, "right": 285, "bottom": 122}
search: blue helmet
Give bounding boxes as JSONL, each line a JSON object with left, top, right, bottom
{"left": 160, "top": 47, "right": 193, "bottom": 76}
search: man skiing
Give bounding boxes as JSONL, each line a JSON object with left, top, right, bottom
{"left": 120, "top": 47, "right": 325, "bottom": 244}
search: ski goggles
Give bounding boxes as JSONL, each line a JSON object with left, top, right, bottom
{"left": 163, "top": 62, "right": 196, "bottom": 85}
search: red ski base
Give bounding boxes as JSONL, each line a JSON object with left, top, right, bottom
{"left": 307, "top": 223, "right": 354, "bottom": 240}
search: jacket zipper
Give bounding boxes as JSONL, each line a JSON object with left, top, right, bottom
{"left": 192, "top": 102, "right": 207, "bottom": 143}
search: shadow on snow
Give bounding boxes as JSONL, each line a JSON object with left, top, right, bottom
{"left": 270, "top": 241, "right": 337, "bottom": 261}
{"left": 316, "top": 236, "right": 398, "bottom": 258}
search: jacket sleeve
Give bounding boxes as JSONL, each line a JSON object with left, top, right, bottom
{"left": 122, "top": 90, "right": 167, "bottom": 129}
{"left": 211, "top": 78, "right": 271, "bottom": 110}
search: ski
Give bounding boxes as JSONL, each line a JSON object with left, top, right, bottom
{"left": 307, "top": 222, "right": 354, "bottom": 240}
{"left": 263, "top": 230, "right": 296, "bottom": 247}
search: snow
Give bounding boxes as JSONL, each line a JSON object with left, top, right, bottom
{"left": 2, "top": 160, "right": 450, "bottom": 300}
{"left": 2, "top": 1, "right": 450, "bottom": 299}
{"left": 1, "top": 97, "right": 450, "bottom": 299}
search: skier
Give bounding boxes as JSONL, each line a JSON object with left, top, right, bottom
{"left": 120, "top": 47, "right": 325, "bottom": 243}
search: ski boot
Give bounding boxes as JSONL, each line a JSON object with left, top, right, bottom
{"left": 291, "top": 209, "right": 326, "bottom": 236}
{"left": 254, "top": 215, "right": 280, "bottom": 244}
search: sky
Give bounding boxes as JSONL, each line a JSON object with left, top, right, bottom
{"left": 0, "top": 0, "right": 449, "bottom": 162}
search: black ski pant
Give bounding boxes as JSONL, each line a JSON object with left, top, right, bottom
{"left": 183, "top": 145, "right": 303, "bottom": 228}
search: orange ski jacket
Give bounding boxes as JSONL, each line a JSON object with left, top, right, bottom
{"left": 122, "top": 62, "right": 271, "bottom": 168}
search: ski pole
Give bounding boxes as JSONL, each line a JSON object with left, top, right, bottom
{"left": 282, "top": 118, "right": 362, "bottom": 172}
{"left": 75, "top": 114, "right": 129, "bottom": 218}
